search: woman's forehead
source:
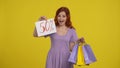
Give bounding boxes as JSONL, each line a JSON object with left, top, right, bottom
{"left": 58, "top": 11, "right": 66, "bottom": 15}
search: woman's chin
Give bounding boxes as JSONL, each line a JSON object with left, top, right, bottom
{"left": 59, "top": 24, "right": 65, "bottom": 26}
{"left": 58, "top": 22, "right": 65, "bottom": 26}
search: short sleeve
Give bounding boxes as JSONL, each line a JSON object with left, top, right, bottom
{"left": 70, "top": 29, "right": 78, "bottom": 42}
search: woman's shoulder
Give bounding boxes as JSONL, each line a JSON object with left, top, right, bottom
{"left": 68, "top": 28, "right": 77, "bottom": 38}
{"left": 69, "top": 28, "right": 76, "bottom": 32}
{"left": 68, "top": 28, "right": 77, "bottom": 35}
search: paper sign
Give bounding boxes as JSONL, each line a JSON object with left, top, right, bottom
{"left": 35, "top": 18, "right": 56, "bottom": 36}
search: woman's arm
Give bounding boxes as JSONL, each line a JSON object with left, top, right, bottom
{"left": 69, "top": 41, "right": 79, "bottom": 52}
{"left": 69, "top": 42, "right": 75, "bottom": 52}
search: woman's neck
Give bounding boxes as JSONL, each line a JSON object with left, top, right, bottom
{"left": 57, "top": 25, "right": 67, "bottom": 29}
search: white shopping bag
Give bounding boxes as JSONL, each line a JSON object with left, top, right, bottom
{"left": 35, "top": 18, "right": 56, "bottom": 36}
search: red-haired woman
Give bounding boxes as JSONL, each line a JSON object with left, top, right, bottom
{"left": 33, "top": 7, "right": 85, "bottom": 68}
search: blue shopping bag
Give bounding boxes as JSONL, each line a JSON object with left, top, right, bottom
{"left": 82, "top": 44, "right": 97, "bottom": 64}
{"left": 68, "top": 44, "right": 79, "bottom": 64}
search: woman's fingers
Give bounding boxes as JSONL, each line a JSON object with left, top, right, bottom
{"left": 39, "top": 16, "right": 47, "bottom": 21}
{"left": 80, "top": 37, "right": 85, "bottom": 43}
{"left": 78, "top": 37, "right": 85, "bottom": 43}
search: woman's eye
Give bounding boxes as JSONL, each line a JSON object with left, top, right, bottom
{"left": 63, "top": 15, "right": 65, "bottom": 17}
{"left": 58, "top": 15, "right": 61, "bottom": 17}
{"left": 58, "top": 15, "right": 66, "bottom": 18}
{"left": 62, "top": 15, "right": 66, "bottom": 18}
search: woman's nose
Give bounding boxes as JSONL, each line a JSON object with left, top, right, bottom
{"left": 60, "top": 17, "right": 64, "bottom": 20}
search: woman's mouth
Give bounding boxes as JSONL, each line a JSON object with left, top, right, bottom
{"left": 59, "top": 20, "right": 64, "bottom": 23}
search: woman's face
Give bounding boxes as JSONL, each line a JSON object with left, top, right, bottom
{"left": 57, "top": 11, "right": 67, "bottom": 26}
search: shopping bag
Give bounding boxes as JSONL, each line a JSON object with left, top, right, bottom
{"left": 76, "top": 43, "right": 85, "bottom": 65}
{"left": 82, "top": 44, "right": 97, "bottom": 64}
{"left": 68, "top": 44, "right": 79, "bottom": 64}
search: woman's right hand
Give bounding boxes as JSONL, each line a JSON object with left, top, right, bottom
{"left": 38, "top": 16, "right": 47, "bottom": 21}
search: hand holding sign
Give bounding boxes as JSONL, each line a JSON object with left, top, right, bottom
{"left": 39, "top": 16, "right": 47, "bottom": 21}
{"left": 35, "top": 18, "right": 56, "bottom": 36}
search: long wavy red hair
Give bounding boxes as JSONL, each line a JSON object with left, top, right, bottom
{"left": 54, "top": 7, "right": 75, "bottom": 29}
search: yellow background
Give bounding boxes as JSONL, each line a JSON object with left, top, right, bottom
{"left": 0, "top": 0, "right": 120, "bottom": 68}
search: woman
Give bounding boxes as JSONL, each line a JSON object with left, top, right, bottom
{"left": 33, "top": 7, "right": 85, "bottom": 68}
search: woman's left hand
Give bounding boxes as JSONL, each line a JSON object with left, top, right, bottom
{"left": 77, "top": 37, "right": 85, "bottom": 43}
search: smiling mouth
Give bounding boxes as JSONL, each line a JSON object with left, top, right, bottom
{"left": 59, "top": 21, "right": 64, "bottom": 23}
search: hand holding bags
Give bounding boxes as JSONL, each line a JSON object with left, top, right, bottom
{"left": 76, "top": 43, "right": 97, "bottom": 65}
{"left": 68, "top": 42, "right": 97, "bottom": 66}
